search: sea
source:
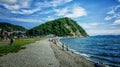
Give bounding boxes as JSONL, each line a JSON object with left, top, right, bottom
{"left": 60, "top": 35, "right": 120, "bottom": 67}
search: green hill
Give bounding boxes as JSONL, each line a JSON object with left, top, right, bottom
{"left": 28, "top": 17, "right": 88, "bottom": 37}
{"left": 0, "top": 22, "right": 26, "bottom": 31}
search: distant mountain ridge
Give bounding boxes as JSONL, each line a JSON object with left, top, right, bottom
{"left": 93, "top": 35, "right": 120, "bottom": 38}
{"left": 29, "top": 17, "right": 88, "bottom": 37}
{"left": 0, "top": 22, "right": 26, "bottom": 31}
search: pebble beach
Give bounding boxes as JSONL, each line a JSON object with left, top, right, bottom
{"left": 0, "top": 39, "right": 95, "bottom": 67}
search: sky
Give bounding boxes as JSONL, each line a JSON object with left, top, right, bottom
{"left": 0, "top": 0, "right": 120, "bottom": 35}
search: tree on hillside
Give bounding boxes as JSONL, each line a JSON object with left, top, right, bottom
{"left": 27, "top": 17, "right": 88, "bottom": 37}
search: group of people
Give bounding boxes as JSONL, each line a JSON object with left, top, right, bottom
{"left": 49, "top": 37, "right": 57, "bottom": 45}
{"left": 0, "top": 29, "right": 14, "bottom": 46}
{"left": 49, "top": 37, "right": 69, "bottom": 51}
{"left": 62, "top": 44, "right": 69, "bottom": 51}
{"left": 48, "top": 38, "right": 108, "bottom": 67}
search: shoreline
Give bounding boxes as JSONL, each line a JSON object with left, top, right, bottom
{"left": 50, "top": 37, "right": 95, "bottom": 67}
{"left": 58, "top": 37, "right": 93, "bottom": 62}
{"left": 58, "top": 37, "right": 95, "bottom": 61}
{"left": 56, "top": 37, "right": 109, "bottom": 67}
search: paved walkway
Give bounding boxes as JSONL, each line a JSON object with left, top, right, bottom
{"left": 0, "top": 39, "right": 59, "bottom": 67}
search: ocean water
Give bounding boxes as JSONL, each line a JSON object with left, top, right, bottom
{"left": 60, "top": 35, "right": 120, "bottom": 67}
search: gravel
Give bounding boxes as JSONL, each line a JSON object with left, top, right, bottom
{"left": 0, "top": 39, "right": 59, "bottom": 67}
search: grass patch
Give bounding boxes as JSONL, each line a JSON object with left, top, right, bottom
{"left": 0, "top": 38, "right": 44, "bottom": 56}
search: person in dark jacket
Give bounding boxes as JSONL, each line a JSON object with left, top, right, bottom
{"left": 10, "top": 38, "right": 14, "bottom": 46}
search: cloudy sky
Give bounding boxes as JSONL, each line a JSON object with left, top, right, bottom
{"left": 0, "top": 0, "right": 120, "bottom": 35}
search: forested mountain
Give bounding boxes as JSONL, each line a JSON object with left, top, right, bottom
{"left": 28, "top": 17, "right": 88, "bottom": 37}
{"left": 0, "top": 22, "right": 26, "bottom": 31}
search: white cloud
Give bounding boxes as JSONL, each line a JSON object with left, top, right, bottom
{"left": 66, "top": 0, "right": 72, "bottom": 2}
{"left": 118, "top": 0, "right": 120, "bottom": 2}
{"left": 79, "top": 23, "right": 92, "bottom": 29}
{"left": 8, "top": 16, "right": 55, "bottom": 23}
{"left": 79, "top": 22, "right": 120, "bottom": 35}
{"left": 54, "top": 8, "right": 69, "bottom": 16}
{"left": 112, "top": 19, "right": 120, "bottom": 25}
{"left": 87, "top": 29, "right": 120, "bottom": 35}
{"left": 43, "top": 16, "right": 55, "bottom": 21}
{"left": 35, "top": 0, "right": 72, "bottom": 8}
{"left": 0, "top": 0, "right": 17, "bottom": 4}
{"left": 77, "top": 22, "right": 120, "bottom": 35}
{"left": 104, "top": 16, "right": 112, "bottom": 20}
{"left": 2, "top": 4, "right": 20, "bottom": 10}
{"left": 20, "top": 0, "right": 31, "bottom": 8}
{"left": 39, "top": 10, "right": 53, "bottom": 14}
{"left": 51, "top": 0, "right": 72, "bottom": 7}
{"left": 105, "top": 5, "right": 120, "bottom": 21}
{"left": 11, "top": 8, "right": 41, "bottom": 14}
{"left": 0, "top": 0, "right": 72, "bottom": 14}
{"left": 90, "top": 23, "right": 100, "bottom": 26}
{"left": 51, "top": 0, "right": 63, "bottom": 7}
{"left": 79, "top": 22, "right": 101, "bottom": 29}
{"left": 65, "top": 6, "right": 87, "bottom": 18}
{"left": 0, "top": 0, "right": 35, "bottom": 14}
{"left": 55, "top": 5, "right": 87, "bottom": 18}
{"left": 107, "top": 9, "right": 114, "bottom": 14}
{"left": 10, "top": 18, "right": 42, "bottom": 23}
{"left": 0, "top": 0, "right": 31, "bottom": 10}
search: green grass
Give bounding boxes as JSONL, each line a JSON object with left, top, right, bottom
{"left": 0, "top": 38, "right": 44, "bottom": 56}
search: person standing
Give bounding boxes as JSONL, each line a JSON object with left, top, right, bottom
{"left": 62, "top": 44, "right": 65, "bottom": 50}
{"left": 9, "top": 32, "right": 14, "bottom": 46}
{"left": 10, "top": 38, "right": 14, "bottom": 46}
{"left": 66, "top": 45, "right": 69, "bottom": 51}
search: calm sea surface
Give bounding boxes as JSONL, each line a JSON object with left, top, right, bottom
{"left": 60, "top": 35, "right": 120, "bottom": 67}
